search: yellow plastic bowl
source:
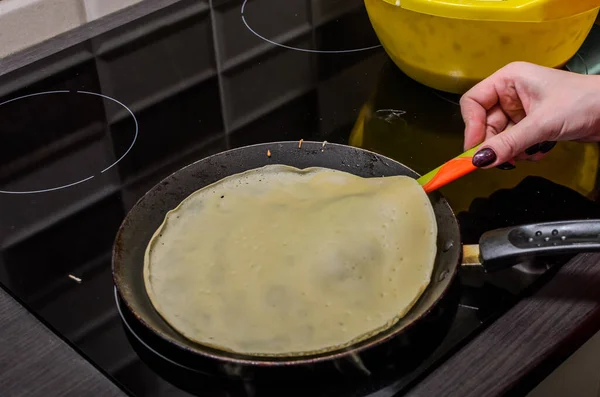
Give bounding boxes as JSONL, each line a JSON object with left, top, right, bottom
{"left": 364, "top": 0, "right": 599, "bottom": 94}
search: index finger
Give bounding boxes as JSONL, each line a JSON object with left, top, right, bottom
{"left": 460, "top": 77, "right": 502, "bottom": 150}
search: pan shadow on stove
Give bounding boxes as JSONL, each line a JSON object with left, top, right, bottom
{"left": 458, "top": 176, "right": 600, "bottom": 295}
{"left": 458, "top": 177, "right": 600, "bottom": 244}
{"left": 117, "top": 281, "right": 460, "bottom": 397}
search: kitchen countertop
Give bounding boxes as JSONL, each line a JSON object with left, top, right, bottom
{"left": 2, "top": 2, "right": 600, "bottom": 397}
{"left": 0, "top": 285, "right": 126, "bottom": 397}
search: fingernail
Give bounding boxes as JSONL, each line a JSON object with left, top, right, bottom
{"left": 472, "top": 148, "right": 497, "bottom": 168}
{"left": 525, "top": 143, "right": 541, "bottom": 156}
{"left": 496, "top": 162, "right": 516, "bottom": 170}
{"left": 539, "top": 141, "right": 557, "bottom": 154}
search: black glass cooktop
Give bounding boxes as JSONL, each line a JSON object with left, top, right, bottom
{"left": 1, "top": 1, "right": 600, "bottom": 396}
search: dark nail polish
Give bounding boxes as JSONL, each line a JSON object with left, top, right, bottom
{"left": 496, "top": 162, "right": 516, "bottom": 170}
{"left": 525, "top": 143, "right": 541, "bottom": 155}
{"left": 539, "top": 141, "right": 557, "bottom": 154}
{"left": 472, "top": 148, "right": 497, "bottom": 167}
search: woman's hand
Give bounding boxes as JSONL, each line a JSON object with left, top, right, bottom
{"left": 460, "top": 61, "right": 600, "bottom": 168}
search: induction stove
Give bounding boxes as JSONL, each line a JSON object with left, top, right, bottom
{"left": 1, "top": 1, "right": 599, "bottom": 396}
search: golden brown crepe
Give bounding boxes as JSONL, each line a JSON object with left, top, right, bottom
{"left": 144, "top": 165, "right": 437, "bottom": 356}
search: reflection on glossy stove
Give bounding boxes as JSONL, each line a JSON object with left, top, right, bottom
{"left": 0, "top": 90, "right": 138, "bottom": 194}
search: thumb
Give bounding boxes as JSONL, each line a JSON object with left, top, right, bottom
{"left": 472, "top": 116, "right": 546, "bottom": 168}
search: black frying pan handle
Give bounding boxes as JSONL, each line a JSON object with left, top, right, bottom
{"left": 479, "top": 220, "right": 600, "bottom": 272}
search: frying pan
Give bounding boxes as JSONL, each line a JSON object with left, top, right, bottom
{"left": 112, "top": 141, "right": 600, "bottom": 370}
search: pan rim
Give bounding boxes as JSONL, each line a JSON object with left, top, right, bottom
{"left": 112, "top": 140, "right": 461, "bottom": 366}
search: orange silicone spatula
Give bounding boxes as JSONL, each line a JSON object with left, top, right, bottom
{"left": 417, "top": 145, "right": 482, "bottom": 193}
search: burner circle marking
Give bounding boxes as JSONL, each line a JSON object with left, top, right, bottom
{"left": 0, "top": 90, "right": 138, "bottom": 195}
{"left": 430, "top": 89, "right": 460, "bottom": 106}
{"left": 241, "top": 0, "right": 381, "bottom": 54}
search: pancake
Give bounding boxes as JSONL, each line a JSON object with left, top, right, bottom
{"left": 143, "top": 165, "right": 437, "bottom": 356}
